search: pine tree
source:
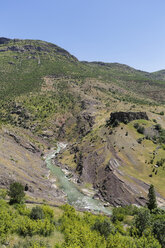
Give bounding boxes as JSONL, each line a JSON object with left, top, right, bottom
{"left": 147, "top": 184, "right": 157, "bottom": 210}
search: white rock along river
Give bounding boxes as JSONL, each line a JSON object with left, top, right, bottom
{"left": 45, "top": 143, "right": 112, "bottom": 215}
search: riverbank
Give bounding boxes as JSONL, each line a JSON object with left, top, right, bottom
{"left": 45, "top": 142, "right": 112, "bottom": 215}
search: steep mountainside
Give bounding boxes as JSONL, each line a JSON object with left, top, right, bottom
{"left": 0, "top": 37, "right": 165, "bottom": 207}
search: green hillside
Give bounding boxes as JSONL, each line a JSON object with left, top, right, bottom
{"left": 0, "top": 38, "right": 165, "bottom": 102}
{"left": 0, "top": 38, "right": 164, "bottom": 133}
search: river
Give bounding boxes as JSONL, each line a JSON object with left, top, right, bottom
{"left": 45, "top": 143, "right": 112, "bottom": 215}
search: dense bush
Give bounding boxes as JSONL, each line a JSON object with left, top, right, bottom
{"left": 134, "top": 123, "right": 139, "bottom": 129}
{"left": 13, "top": 236, "right": 50, "bottom": 248}
{"left": 133, "top": 208, "right": 151, "bottom": 236}
{"left": 134, "top": 123, "right": 145, "bottom": 134}
{"left": 8, "top": 182, "right": 25, "bottom": 204}
{"left": 0, "top": 203, "right": 15, "bottom": 242}
{"left": 112, "top": 205, "right": 138, "bottom": 223}
{"left": 137, "top": 137, "right": 143, "bottom": 144}
{"left": 42, "top": 205, "right": 54, "bottom": 219}
{"left": 92, "top": 219, "right": 115, "bottom": 239}
{"left": 137, "top": 126, "right": 145, "bottom": 134}
{"left": 155, "top": 124, "right": 162, "bottom": 131}
{"left": 18, "top": 216, "right": 54, "bottom": 237}
{"left": 106, "top": 232, "right": 161, "bottom": 248}
{"left": 55, "top": 204, "right": 162, "bottom": 248}
{"left": 156, "top": 158, "right": 165, "bottom": 167}
{"left": 0, "top": 200, "right": 55, "bottom": 246}
{"left": 152, "top": 216, "right": 165, "bottom": 247}
{"left": 0, "top": 189, "right": 7, "bottom": 199}
{"left": 0, "top": 200, "right": 164, "bottom": 247}
{"left": 30, "top": 206, "right": 45, "bottom": 220}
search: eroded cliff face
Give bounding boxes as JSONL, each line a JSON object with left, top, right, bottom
{"left": 108, "top": 112, "right": 149, "bottom": 125}
{"left": 66, "top": 142, "right": 148, "bottom": 207}
{"left": 56, "top": 109, "right": 165, "bottom": 207}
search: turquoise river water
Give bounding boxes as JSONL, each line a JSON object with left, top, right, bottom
{"left": 45, "top": 143, "right": 112, "bottom": 215}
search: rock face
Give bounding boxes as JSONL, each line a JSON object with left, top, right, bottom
{"left": 76, "top": 112, "right": 95, "bottom": 137}
{"left": 8, "top": 132, "right": 40, "bottom": 153}
{"left": 109, "top": 111, "right": 149, "bottom": 125}
{"left": 0, "top": 37, "right": 11, "bottom": 44}
{"left": 65, "top": 143, "right": 148, "bottom": 206}
{"left": 99, "top": 167, "right": 147, "bottom": 207}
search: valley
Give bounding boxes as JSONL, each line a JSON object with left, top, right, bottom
{"left": 0, "top": 37, "right": 165, "bottom": 211}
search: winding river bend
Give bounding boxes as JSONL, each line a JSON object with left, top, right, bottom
{"left": 45, "top": 143, "right": 112, "bottom": 215}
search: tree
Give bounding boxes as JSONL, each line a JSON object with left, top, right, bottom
{"left": 30, "top": 206, "right": 44, "bottom": 220}
{"left": 152, "top": 217, "right": 165, "bottom": 247}
{"left": 147, "top": 184, "right": 157, "bottom": 211}
{"left": 92, "top": 219, "right": 115, "bottom": 239}
{"left": 134, "top": 208, "right": 151, "bottom": 236}
{"left": 8, "top": 182, "right": 25, "bottom": 204}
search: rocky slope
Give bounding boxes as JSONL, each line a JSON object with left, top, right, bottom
{"left": 57, "top": 110, "right": 165, "bottom": 207}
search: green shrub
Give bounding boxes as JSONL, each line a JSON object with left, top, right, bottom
{"left": 13, "top": 237, "right": 49, "bottom": 248}
{"left": 134, "top": 123, "right": 139, "bottom": 129}
{"left": 112, "top": 205, "right": 138, "bottom": 219}
{"left": 137, "top": 126, "right": 145, "bottom": 134}
{"left": 137, "top": 138, "right": 143, "bottom": 144}
{"left": 106, "top": 232, "right": 161, "bottom": 248}
{"left": 155, "top": 124, "right": 162, "bottom": 131}
{"left": 8, "top": 182, "right": 25, "bottom": 204}
{"left": 156, "top": 158, "right": 165, "bottom": 167}
{"left": 42, "top": 205, "right": 54, "bottom": 219}
{"left": 18, "top": 216, "right": 54, "bottom": 237}
{"left": 112, "top": 213, "right": 124, "bottom": 223}
{"left": 133, "top": 208, "right": 151, "bottom": 236}
{"left": 92, "top": 219, "right": 115, "bottom": 239}
{"left": 14, "top": 204, "right": 30, "bottom": 216}
{"left": 30, "top": 206, "right": 45, "bottom": 220}
{"left": 0, "top": 189, "right": 7, "bottom": 199}
{"left": 152, "top": 216, "right": 165, "bottom": 247}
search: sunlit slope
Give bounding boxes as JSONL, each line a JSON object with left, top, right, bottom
{"left": 0, "top": 38, "right": 165, "bottom": 102}
{"left": 0, "top": 37, "right": 165, "bottom": 206}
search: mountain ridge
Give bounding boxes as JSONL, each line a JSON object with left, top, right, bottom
{"left": 1, "top": 36, "right": 165, "bottom": 74}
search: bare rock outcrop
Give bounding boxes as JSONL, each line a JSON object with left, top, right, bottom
{"left": 76, "top": 112, "right": 95, "bottom": 137}
{"left": 67, "top": 143, "right": 149, "bottom": 207}
{"left": 0, "top": 37, "right": 11, "bottom": 44}
{"left": 108, "top": 111, "right": 149, "bottom": 125}
{"left": 8, "top": 132, "right": 40, "bottom": 153}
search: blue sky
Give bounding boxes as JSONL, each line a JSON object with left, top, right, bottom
{"left": 1, "top": 0, "right": 165, "bottom": 72}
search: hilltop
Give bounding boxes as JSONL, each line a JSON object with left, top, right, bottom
{"left": 0, "top": 37, "right": 165, "bottom": 208}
